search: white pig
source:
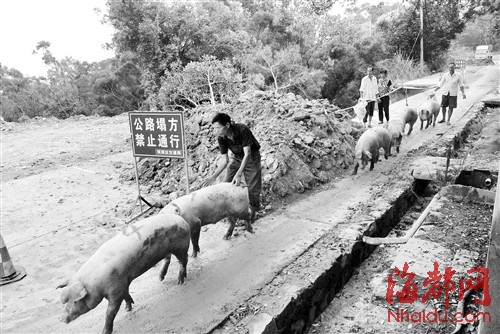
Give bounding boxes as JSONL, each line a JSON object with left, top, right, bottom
{"left": 387, "top": 118, "right": 404, "bottom": 154}
{"left": 57, "top": 213, "right": 191, "bottom": 334}
{"left": 372, "top": 126, "right": 391, "bottom": 159}
{"left": 160, "top": 182, "right": 254, "bottom": 258}
{"left": 418, "top": 94, "right": 441, "bottom": 130}
{"left": 352, "top": 129, "right": 380, "bottom": 175}
{"left": 399, "top": 106, "right": 418, "bottom": 135}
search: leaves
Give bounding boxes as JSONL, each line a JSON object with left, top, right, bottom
{"left": 154, "top": 56, "right": 242, "bottom": 109}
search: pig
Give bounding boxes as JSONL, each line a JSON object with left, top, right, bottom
{"left": 160, "top": 182, "right": 254, "bottom": 258}
{"left": 372, "top": 126, "right": 391, "bottom": 159}
{"left": 399, "top": 106, "right": 418, "bottom": 135}
{"left": 418, "top": 94, "right": 441, "bottom": 130}
{"left": 387, "top": 118, "right": 404, "bottom": 154}
{"left": 352, "top": 129, "right": 380, "bottom": 175}
{"left": 57, "top": 213, "right": 191, "bottom": 334}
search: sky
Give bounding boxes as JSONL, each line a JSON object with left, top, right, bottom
{"left": 0, "top": 0, "right": 398, "bottom": 78}
{"left": 0, "top": 0, "right": 115, "bottom": 77}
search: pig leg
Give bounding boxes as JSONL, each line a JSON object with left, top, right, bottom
{"left": 175, "top": 251, "right": 188, "bottom": 284}
{"left": 246, "top": 208, "right": 255, "bottom": 234}
{"left": 190, "top": 219, "right": 202, "bottom": 257}
{"left": 159, "top": 254, "right": 172, "bottom": 281}
{"left": 224, "top": 217, "right": 236, "bottom": 240}
{"left": 407, "top": 123, "right": 413, "bottom": 135}
{"left": 369, "top": 158, "right": 375, "bottom": 171}
{"left": 124, "top": 292, "right": 134, "bottom": 312}
{"left": 103, "top": 298, "right": 123, "bottom": 334}
{"left": 420, "top": 119, "right": 424, "bottom": 130}
{"left": 352, "top": 162, "right": 359, "bottom": 175}
{"left": 425, "top": 119, "right": 430, "bottom": 129}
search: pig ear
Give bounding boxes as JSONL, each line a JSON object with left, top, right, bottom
{"left": 365, "top": 151, "right": 372, "bottom": 159}
{"left": 60, "top": 287, "right": 70, "bottom": 304}
{"left": 56, "top": 278, "right": 69, "bottom": 289}
{"left": 68, "top": 282, "right": 88, "bottom": 302}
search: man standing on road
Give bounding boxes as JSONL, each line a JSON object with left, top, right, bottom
{"left": 435, "top": 62, "right": 466, "bottom": 125}
{"left": 202, "top": 112, "right": 262, "bottom": 220}
{"left": 359, "top": 66, "right": 379, "bottom": 128}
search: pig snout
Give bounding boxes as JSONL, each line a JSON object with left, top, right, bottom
{"left": 359, "top": 159, "right": 367, "bottom": 170}
{"left": 59, "top": 308, "right": 79, "bottom": 324}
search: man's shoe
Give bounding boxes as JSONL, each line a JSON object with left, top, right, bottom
{"left": 378, "top": 121, "right": 383, "bottom": 124}
{"left": 438, "top": 119, "right": 446, "bottom": 123}
{"left": 446, "top": 121, "right": 451, "bottom": 125}
{"left": 368, "top": 124, "right": 372, "bottom": 128}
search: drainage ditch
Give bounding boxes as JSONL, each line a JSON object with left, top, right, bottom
{"left": 210, "top": 102, "right": 494, "bottom": 334}
{"left": 285, "top": 105, "right": 493, "bottom": 334}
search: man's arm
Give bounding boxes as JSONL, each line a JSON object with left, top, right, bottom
{"left": 359, "top": 77, "right": 366, "bottom": 99}
{"left": 434, "top": 74, "right": 446, "bottom": 92}
{"left": 232, "top": 146, "right": 251, "bottom": 186}
{"left": 201, "top": 153, "right": 228, "bottom": 187}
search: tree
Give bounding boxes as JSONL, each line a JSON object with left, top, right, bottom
{"left": 104, "top": 0, "right": 250, "bottom": 97}
{"left": 377, "top": 0, "right": 467, "bottom": 70}
{"left": 33, "top": 41, "right": 98, "bottom": 118}
{"left": 321, "top": 44, "right": 364, "bottom": 107}
{"left": 242, "top": 44, "right": 325, "bottom": 98}
{"left": 455, "top": 13, "right": 500, "bottom": 48}
{"left": 92, "top": 52, "right": 143, "bottom": 115}
{"left": 154, "top": 56, "right": 242, "bottom": 110}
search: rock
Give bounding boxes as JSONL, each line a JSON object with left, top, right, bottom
{"left": 311, "top": 158, "right": 321, "bottom": 169}
{"left": 162, "top": 184, "right": 177, "bottom": 194}
{"left": 121, "top": 91, "right": 355, "bottom": 209}
{"left": 300, "top": 134, "right": 315, "bottom": 145}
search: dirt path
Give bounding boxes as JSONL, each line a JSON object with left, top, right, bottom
{"left": 1, "top": 65, "right": 498, "bottom": 334}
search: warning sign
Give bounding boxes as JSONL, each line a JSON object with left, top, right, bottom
{"left": 128, "top": 111, "right": 185, "bottom": 158}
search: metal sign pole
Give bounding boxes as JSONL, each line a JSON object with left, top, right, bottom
{"left": 184, "top": 155, "right": 190, "bottom": 194}
{"left": 182, "top": 112, "right": 190, "bottom": 194}
{"left": 133, "top": 156, "right": 143, "bottom": 213}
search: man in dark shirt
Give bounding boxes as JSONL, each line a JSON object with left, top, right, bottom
{"left": 202, "top": 112, "right": 262, "bottom": 218}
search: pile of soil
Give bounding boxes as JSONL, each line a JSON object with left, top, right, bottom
{"left": 120, "top": 91, "right": 361, "bottom": 206}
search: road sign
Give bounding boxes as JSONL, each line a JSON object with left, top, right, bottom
{"left": 128, "top": 111, "right": 185, "bottom": 158}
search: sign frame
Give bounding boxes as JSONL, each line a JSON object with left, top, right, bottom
{"left": 127, "top": 111, "right": 190, "bottom": 219}
{"left": 128, "top": 111, "right": 186, "bottom": 159}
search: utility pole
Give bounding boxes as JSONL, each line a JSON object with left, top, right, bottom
{"left": 420, "top": 0, "right": 424, "bottom": 69}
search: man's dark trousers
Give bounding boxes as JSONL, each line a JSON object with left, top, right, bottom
{"left": 224, "top": 150, "right": 262, "bottom": 210}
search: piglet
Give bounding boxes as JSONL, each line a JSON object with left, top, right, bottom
{"left": 57, "top": 213, "right": 191, "bottom": 334}
{"left": 160, "top": 182, "right": 254, "bottom": 258}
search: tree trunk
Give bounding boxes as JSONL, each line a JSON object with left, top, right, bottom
{"left": 207, "top": 69, "right": 216, "bottom": 106}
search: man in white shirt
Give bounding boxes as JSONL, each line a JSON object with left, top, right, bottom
{"left": 434, "top": 62, "right": 466, "bottom": 125}
{"left": 359, "top": 67, "right": 379, "bottom": 128}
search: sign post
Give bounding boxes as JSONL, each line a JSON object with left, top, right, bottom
{"left": 128, "top": 111, "right": 188, "bottom": 219}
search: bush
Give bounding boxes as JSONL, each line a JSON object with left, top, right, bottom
{"left": 376, "top": 52, "right": 430, "bottom": 87}
{"left": 96, "top": 105, "right": 123, "bottom": 117}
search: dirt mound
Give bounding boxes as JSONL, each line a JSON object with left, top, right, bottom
{"left": 120, "top": 91, "right": 361, "bottom": 207}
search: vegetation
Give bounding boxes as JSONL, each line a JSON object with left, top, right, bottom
{"left": 1, "top": 0, "right": 499, "bottom": 122}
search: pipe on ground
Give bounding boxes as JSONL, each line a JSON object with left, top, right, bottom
{"left": 363, "top": 194, "right": 441, "bottom": 245}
